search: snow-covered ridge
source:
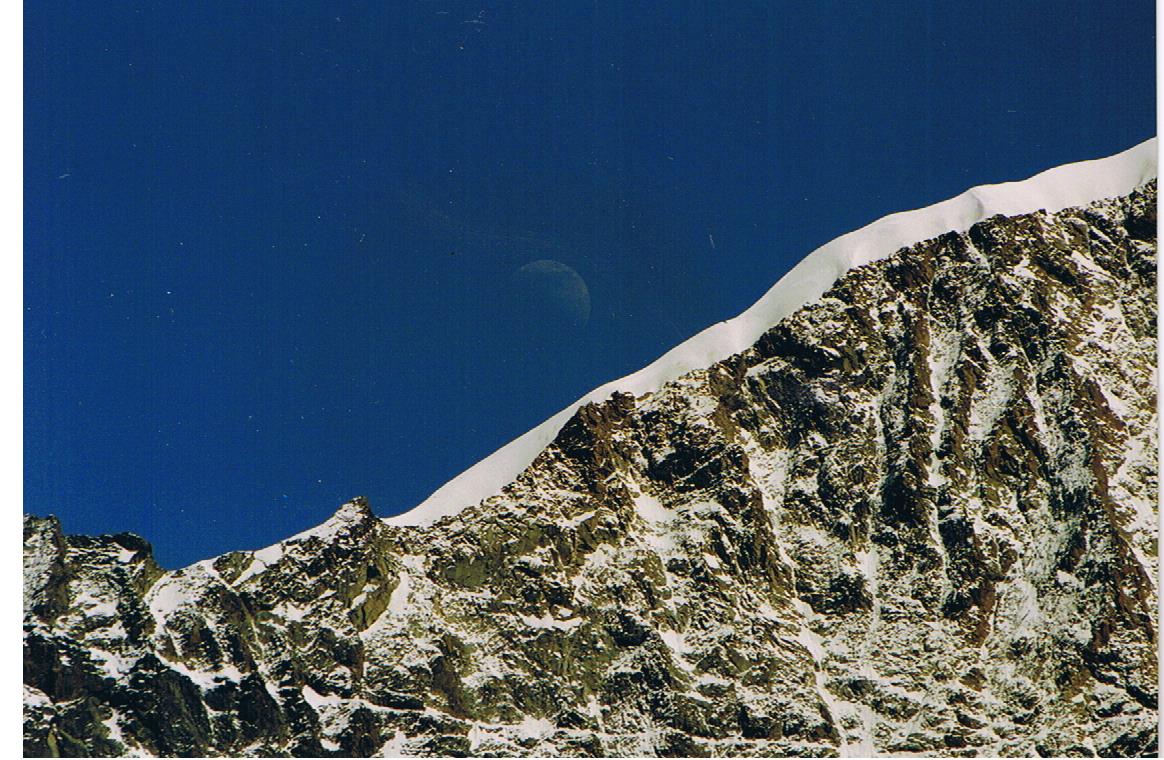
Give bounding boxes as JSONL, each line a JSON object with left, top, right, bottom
{"left": 387, "top": 139, "right": 1158, "bottom": 528}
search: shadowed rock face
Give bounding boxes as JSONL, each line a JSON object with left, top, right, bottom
{"left": 24, "top": 183, "right": 1157, "bottom": 757}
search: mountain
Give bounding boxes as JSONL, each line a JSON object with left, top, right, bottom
{"left": 24, "top": 143, "right": 1158, "bottom": 757}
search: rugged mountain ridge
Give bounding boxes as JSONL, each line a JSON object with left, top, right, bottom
{"left": 24, "top": 181, "right": 1158, "bottom": 757}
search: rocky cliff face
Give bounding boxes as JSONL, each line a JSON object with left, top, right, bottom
{"left": 24, "top": 182, "right": 1158, "bottom": 757}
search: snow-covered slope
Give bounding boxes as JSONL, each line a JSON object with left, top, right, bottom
{"left": 389, "top": 139, "right": 1158, "bottom": 527}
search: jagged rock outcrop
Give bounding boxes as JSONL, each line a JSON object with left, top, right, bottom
{"left": 24, "top": 182, "right": 1157, "bottom": 757}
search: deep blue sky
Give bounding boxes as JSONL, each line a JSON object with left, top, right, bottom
{"left": 26, "top": 2, "right": 1154, "bottom": 567}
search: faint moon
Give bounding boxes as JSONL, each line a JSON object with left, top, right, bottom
{"left": 510, "top": 259, "right": 591, "bottom": 328}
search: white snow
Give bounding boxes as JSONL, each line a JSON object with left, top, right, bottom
{"left": 386, "top": 139, "right": 1157, "bottom": 528}
{"left": 301, "top": 684, "right": 340, "bottom": 709}
{"left": 253, "top": 544, "right": 284, "bottom": 566}
{"left": 273, "top": 601, "right": 310, "bottom": 623}
{"left": 23, "top": 684, "right": 51, "bottom": 709}
{"left": 853, "top": 548, "right": 882, "bottom": 634}
{"left": 285, "top": 500, "right": 366, "bottom": 543}
{"left": 464, "top": 716, "right": 557, "bottom": 753}
{"left": 67, "top": 589, "right": 119, "bottom": 620}
{"left": 562, "top": 509, "right": 597, "bottom": 528}
{"left": 387, "top": 562, "right": 415, "bottom": 614}
{"left": 519, "top": 613, "right": 583, "bottom": 630}
{"left": 515, "top": 715, "right": 555, "bottom": 740}
{"left": 155, "top": 657, "right": 244, "bottom": 691}
{"left": 235, "top": 543, "right": 285, "bottom": 585}
{"left": 630, "top": 488, "right": 685, "bottom": 555}
{"left": 659, "top": 629, "right": 693, "bottom": 664}
{"left": 89, "top": 647, "right": 137, "bottom": 678}
{"left": 100, "top": 711, "right": 149, "bottom": 757}
{"left": 926, "top": 325, "right": 959, "bottom": 489}
{"left": 146, "top": 575, "right": 193, "bottom": 620}
{"left": 377, "top": 730, "right": 409, "bottom": 758}
{"left": 633, "top": 491, "right": 672, "bottom": 524}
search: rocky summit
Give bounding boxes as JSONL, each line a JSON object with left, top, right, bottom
{"left": 24, "top": 180, "right": 1158, "bottom": 757}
